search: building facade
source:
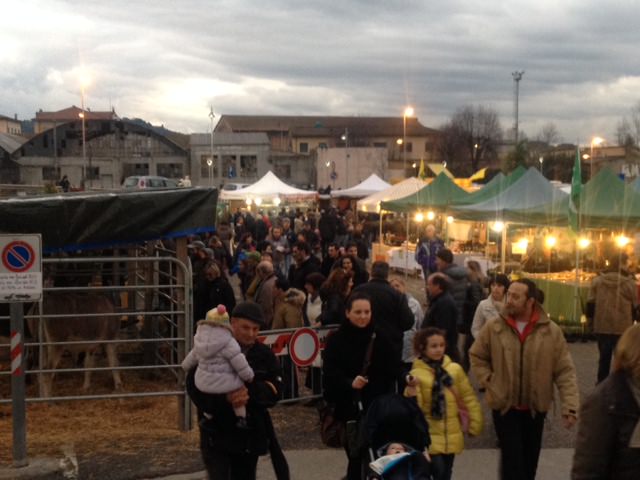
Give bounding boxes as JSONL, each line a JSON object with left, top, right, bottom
{"left": 0, "top": 114, "right": 22, "bottom": 135}
{"left": 189, "top": 132, "right": 271, "bottom": 188}
{"left": 13, "top": 118, "right": 188, "bottom": 189}
{"left": 215, "top": 115, "right": 441, "bottom": 187}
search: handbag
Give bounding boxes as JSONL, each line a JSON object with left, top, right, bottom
{"left": 318, "top": 400, "right": 344, "bottom": 448}
{"left": 448, "top": 386, "right": 470, "bottom": 434}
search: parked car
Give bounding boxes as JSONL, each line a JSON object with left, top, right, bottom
{"left": 221, "top": 182, "right": 251, "bottom": 191}
{"left": 122, "top": 176, "right": 179, "bottom": 189}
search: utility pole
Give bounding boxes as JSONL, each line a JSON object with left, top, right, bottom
{"left": 512, "top": 71, "right": 524, "bottom": 145}
{"left": 209, "top": 105, "right": 215, "bottom": 186}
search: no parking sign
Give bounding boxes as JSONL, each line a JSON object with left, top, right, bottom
{"left": 0, "top": 234, "right": 42, "bottom": 302}
{"left": 288, "top": 327, "right": 320, "bottom": 367}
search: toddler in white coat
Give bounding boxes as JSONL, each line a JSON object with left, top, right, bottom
{"left": 182, "top": 304, "right": 254, "bottom": 427}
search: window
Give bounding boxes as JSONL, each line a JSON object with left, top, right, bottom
{"left": 373, "top": 142, "right": 387, "bottom": 148}
{"left": 240, "top": 155, "right": 257, "bottom": 177}
{"left": 319, "top": 142, "right": 328, "bottom": 149}
{"left": 200, "top": 154, "right": 219, "bottom": 178}
{"left": 275, "top": 164, "right": 291, "bottom": 179}
{"left": 299, "top": 142, "right": 309, "bottom": 153}
{"left": 87, "top": 167, "right": 100, "bottom": 180}
{"left": 43, "top": 134, "right": 48, "bottom": 148}
{"left": 157, "top": 163, "right": 183, "bottom": 178}
{"left": 425, "top": 142, "right": 433, "bottom": 152}
{"left": 42, "top": 167, "right": 58, "bottom": 181}
{"left": 406, "top": 142, "right": 413, "bottom": 153}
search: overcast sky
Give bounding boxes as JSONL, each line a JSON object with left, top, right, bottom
{"left": 2, "top": 0, "right": 639, "bottom": 144}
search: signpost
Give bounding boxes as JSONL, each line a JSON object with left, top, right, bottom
{"left": 1, "top": 234, "right": 42, "bottom": 467}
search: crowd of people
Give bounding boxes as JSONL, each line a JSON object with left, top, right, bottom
{"left": 181, "top": 214, "right": 639, "bottom": 480}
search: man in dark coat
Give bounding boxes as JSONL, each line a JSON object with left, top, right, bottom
{"left": 317, "top": 209, "right": 337, "bottom": 256}
{"left": 288, "top": 241, "right": 320, "bottom": 291}
{"left": 321, "top": 242, "right": 340, "bottom": 278}
{"left": 353, "top": 261, "right": 415, "bottom": 378}
{"left": 187, "top": 301, "right": 287, "bottom": 480}
{"left": 421, "top": 272, "right": 459, "bottom": 362}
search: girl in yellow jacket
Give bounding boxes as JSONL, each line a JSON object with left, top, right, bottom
{"left": 405, "top": 327, "right": 483, "bottom": 480}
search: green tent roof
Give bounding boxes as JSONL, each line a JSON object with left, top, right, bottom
{"left": 380, "top": 172, "right": 470, "bottom": 212}
{"left": 506, "top": 168, "right": 640, "bottom": 229}
{"left": 461, "top": 165, "right": 526, "bottom": 205}
{"left": 450, "top": 167, "right": 567, "bottom": 222}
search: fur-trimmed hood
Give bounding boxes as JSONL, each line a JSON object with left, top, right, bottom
{"left": 283, "top": 288, "right": 306, "bottom": 307}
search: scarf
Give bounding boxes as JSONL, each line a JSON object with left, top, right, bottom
{"left": 426, "top": 358, "right": 453, "bottom": 419}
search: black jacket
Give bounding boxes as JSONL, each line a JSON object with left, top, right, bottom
{"left": 353, "top": 279, "right": 414, "bottom": 371}
{"left": 572, "top": 370, "right": 640, "bottom": 479}
{"left": 288, "top": 256, "right": 321, "bottom": 291}
{"left": 421, "top": 291, "right": 459, "bottom": 362}
{"left": 194, "top": 277, "right": 236, "bottom": 323}
{"left": 187, "top": 341, "right": 282, "bottom": 456}
{"left": 318, "top": 290, "right": 347, "bottom": 326}
{"left": 322, "top": 321, "right": 398, "bottom": 422}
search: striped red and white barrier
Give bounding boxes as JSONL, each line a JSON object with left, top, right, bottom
{"left": 10, "top": 331, "right": 23, "bottom": 376}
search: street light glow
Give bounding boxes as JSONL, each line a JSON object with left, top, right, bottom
{"left": 404, "top": 106, "right": 414, "bottom": 117}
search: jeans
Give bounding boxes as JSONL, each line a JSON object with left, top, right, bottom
{"left": 492, "top": 409, "right": 546, "bottom": 480}
{"left": 431, "top": 454, "right": 455, "bottom": 480}
{"left": 596, "top": 333, "right": 620, "bottom": 383}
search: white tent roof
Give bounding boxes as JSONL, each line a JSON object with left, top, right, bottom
{"left": 356, "top": 177, "right": 429, "bottom": 212}
{"left": 330, "top": 173, "right": 391, "bottom": 198}
{"left": 219, "top": 171, "right": 316, "bottom": 201}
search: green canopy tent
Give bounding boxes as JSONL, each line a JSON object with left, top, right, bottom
{"left": 459, "top": 165, "right": 527, "bottom": 205}
{"left": 449, "top": 167, "right": 568, "bottom": 222}
{"left": 380, "top": 172, "right": 470, "bottom": 212}
{"left": 508, "top": 168, "right": 640, "bottom": 229}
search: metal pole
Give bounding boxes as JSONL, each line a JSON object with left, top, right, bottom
{"left": 10, "top": 302, "right": 28, "bottom": 467}
{"left": 501, "top": 223, "right": 508, "bottom": 273}
{"left": 403, "top": 115, "right": 407, "bottom": 177}
{"left": 81, "top": 90, "right": 87, "bottom": 189}
{"left": 209, "top": 106, "right": 215, "bottom": 187}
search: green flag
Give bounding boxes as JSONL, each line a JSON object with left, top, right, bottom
{"left": 568, "top": 147, "right": 582, "bottom": 232}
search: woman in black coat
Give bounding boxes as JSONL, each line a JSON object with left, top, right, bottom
{"left": 194, "top": 262, "right": 236, "bottom": 323}
{"left": 318, "top": 268, "right": 353, "bottom": 326}
{"left": 322, "top": 291, "right": 398, "bottom": 480}
{"left": 572, "top": 323, "right": 640, "bottom": 479}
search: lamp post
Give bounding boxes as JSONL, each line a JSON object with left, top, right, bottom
{"left": 209, "top": 106, "right": 215, "bottom": 187}
{"left": 79, "top": 75, "right": 90, "bottom": 189}
{"left": 207, "top": 158, "right": 213, "bottom": 186}
{"left": 590, "top": 136, "right": 604, "bottom": 179}
{"left": 539, "top": 156, "right": 544, "bottom": 175}
{"left": 403, "top": 106, "right": 414, "bottom": 177}
{"left": 341, "top": 128, "right": 349, "bottom": 188}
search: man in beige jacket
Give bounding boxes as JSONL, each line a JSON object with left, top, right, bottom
{"left": 587, "top": 254, "right": 638, "bottom": 383}
{"left": 470, "top": 278, "right": 579, "bottom": 480}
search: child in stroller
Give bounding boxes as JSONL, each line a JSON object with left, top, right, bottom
{"left": 362, "top": 393, "right": 432, "bottom": 479}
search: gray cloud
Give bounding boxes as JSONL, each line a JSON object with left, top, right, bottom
{"left": 1, "top": 0, "right": 638, "bottom": 143}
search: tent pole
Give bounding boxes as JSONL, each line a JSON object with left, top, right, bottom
{"left": 574, "top": 240, "right": 581, "bottom": 337}
{"left": 405, "top": 213, "right": 409, "bottom": 278}
{"left": 501, "top": 223, "right": 508, "bottom": 273}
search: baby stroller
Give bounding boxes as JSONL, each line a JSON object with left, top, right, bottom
{"left": 361, "top": 393, "right": 432, "bottom": 480}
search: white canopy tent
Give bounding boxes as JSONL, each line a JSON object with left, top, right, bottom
{"left": 356, "top": 177, "right": 428, "bottom": 213}
{"left": 219, "top": 171, "right": 317, "bottom": 202}
{"left": 330, "top": 173, "right": 391, "bottom": 198}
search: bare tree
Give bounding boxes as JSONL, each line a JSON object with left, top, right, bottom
{"left": 535, "top": 122, "right": 562, "bottom": 145}
{"left": 616, "top": 118, "right": 635, "bottom": 147}
{"left": 436, "top": 105, "right": 503, "bottom": 175}
{"left": 617, "top": 101, "right": 640, "bottom": 146}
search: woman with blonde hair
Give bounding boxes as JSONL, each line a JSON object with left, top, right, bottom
{"left": 572, "top": 323, "right": 640, "bottom": 479}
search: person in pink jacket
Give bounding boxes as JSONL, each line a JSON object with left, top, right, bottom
{"left": 182, "top": 304, "right": 255, "bottom": 427}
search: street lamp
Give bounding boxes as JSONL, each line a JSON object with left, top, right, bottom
{"left": 403, "top": 106, "right": 414, "bottom": 177}
{"left": 590, "top": 136, "right": 604, "bottom": 179}
{"left": 79, "top": 73, "right": 90, "bottom": 189}
{"left": 207, "top": 158, "right": 213, "bottom": 186}
{"left": 209, "top": 106, "right": 215, "bottom": 186}
{"left": 539, "top": 156, "right": 544, "bottom": 175}
{"left": 341, "top": 128, "right": 349, "bottom": 188}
